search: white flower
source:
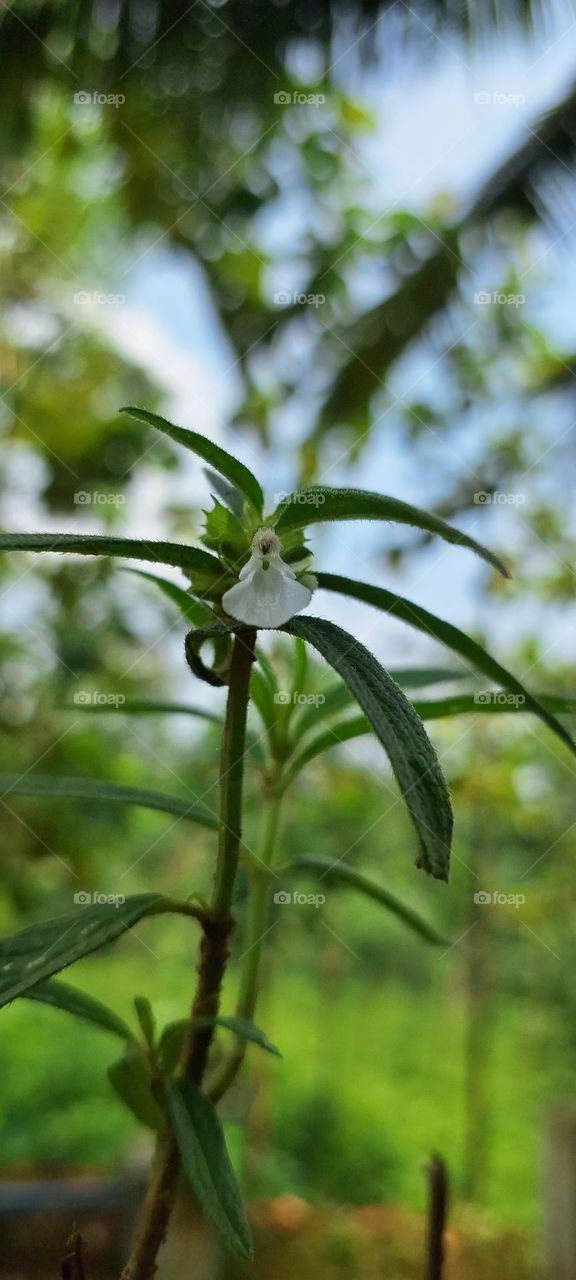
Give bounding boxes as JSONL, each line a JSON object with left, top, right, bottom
{"left": 222, "top": 529, "right": 313, "bottom": 628}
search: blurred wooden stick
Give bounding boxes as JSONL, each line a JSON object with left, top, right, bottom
{"left": 425, "top": 1154, "right": 448, "bottom": 1280}
{"left": 61, "top": 1230, "right": 86, "bottom": 1280}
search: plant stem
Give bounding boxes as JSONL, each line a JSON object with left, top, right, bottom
{"left": 208, "top": 775, "right": 284, "bottom": 1102}
{"left": 121, "top": 629, "right": 256, "bottom": 1280}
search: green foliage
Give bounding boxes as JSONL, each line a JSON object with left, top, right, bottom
{"left": 0, "top": 532, "right": 220, "bottom": 576}
{"left": 272, "top": 486, "right": 508, "bottom": 577}
{"left": 317, "top": 573, "right": 576, "bottom": 756}
{"left": 167, "top": 1080, "right": 253, "bottom": 1259}
{"left": 194, "top": 1015, "right": 281, "bottom": 1058}
{"left": 108, "top": 1044, "right": 163, "bottom": 1132}
{"left": 121, "top": 406, "right": 264, "bottom": 515}
{"left": 201, "top": 500, "right": 251, "bottom": 566}
{"left": 286, "top": 617, "right": 453, "bottom": 881}
{"left": 0, "top": 895, "right": 199, "bottom": 1006}
{"left": 0, "top": 774, "right": 218, "bottom": 828}
{"left": 288, "top": 858, "right": 448, "bottom": 947}
{"left": 124, "top": 569, "right": 214, "bottom": 628}
{"left": 24, "top": 979, "right": 135, "bottom": 1042}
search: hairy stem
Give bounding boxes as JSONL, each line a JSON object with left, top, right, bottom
{"left": 209, "top": 776, "right": 284, "bottom": 1102}
{"left": 121, "top": 629, "right": 257, "bottom": 1280}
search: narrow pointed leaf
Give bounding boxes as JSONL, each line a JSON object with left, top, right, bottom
{"left": 388, "top": 667, "right": 470, "bottom": 689}
{"left": 167, "top": 1079, "right": 253, "bottom": 1259}
{"left": 0, "top": 894, "right": 164, "bottom": 1007}
{"left": 192, "top": 1015, "right": 281, "bottom": 1057}
{"left": 203, "top": 468, "right": 245, "bottom": 519}
{"left": 273, "top": 487, "right": 508, "bottom": 576}
{"left": 413, "top": 692, "right": 576, "bottom": 720}
{"left": 289, "top": 856, "right": 448, "bottom": 946}
{"left": 0, "top": 774, "right": 217, "bottom": 829}
{"left": 317, "top": 573, "right": 576, "bottom": 757}
{"left": 285, "top": 616, "right": 453, "bottom": 880}
{"left": 158, "top": 1015, "right": 280, "bottom": 1076}
{"left": 121, "top": 406, "right": 264, "bottom": 513}
{"left": 68, "top": 698, "right": 221, "bottom": 724}
{"left": 286, "top": 690, "right": 576, "bottom": 777}
{"left": 125, "top": 568, "right": 213, "bottom": 626}
{"left": 24, "top": 979, "right": 135, "bottom": 1041}
{"left": 285, "top": 716, "right": 369, "bottom": 781}
{"left": 134, "top": 995, "right": 157, "bottom": 1049}
{"left": 289, "top": 670, "right": 467, "bottom": 747}
{"left": 0, "top": 532, "right": 221, "bottom": 575}
{"left": 289, "top": 682, "right": 355, "bottom": 740}
{"left": 108, "top": 1046, "right": 163, "bottom": 1130}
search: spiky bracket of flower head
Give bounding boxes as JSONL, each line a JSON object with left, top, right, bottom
{"left": 189, "top": 497, "right": 314, "bottom": 626}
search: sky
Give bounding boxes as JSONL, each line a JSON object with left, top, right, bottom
{"left": 54, "top": 5, "right": 576, "bottom": 685}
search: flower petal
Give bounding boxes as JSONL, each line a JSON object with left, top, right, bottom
{"left": 223, "top": 564, "right": 312, "bottom": 628}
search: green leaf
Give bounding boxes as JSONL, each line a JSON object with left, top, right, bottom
{"left": 124, "top": 568, "right": 214, "bottom": 627}
{"left": 167, "top": 1079, "right": 253, "bottom": 1259}
{"left": 284, "top": 616, "right": 453, "bottom": 880}
{"left": 289, "top": 670, "right": 467, "bottom": 747}
{"left": 158, "top": 1015, "right": 280, "bottom": 1076}
{"left": 121, "top": 406, "right": 264, "bottom": 514}
{"left": 412, "top": 692, "right": 576, "bottom": 720}
{"left": 0, "top": 895, "right": 164, "bottom": 1007}
{"left": 134, "top": 996, "right": 157, "bottom": 1049}
{"left": 201, "top": 499, "right": 250, "bottom": 563}
{"left": 250, "top": 668, "right": 278, "bottom": 736}
{"left": 316, "top": 573, "right": 576, "bottom": 757}
{"left": 24, "top": 979, "right": 135, "bottom": 1041}
{"left": 203, "top": 468, "right": 245, "bottom": 519}
{"left": 108, "top": 1045, "right": 163, "bottom": 1131}
{"left": 285, "top": 715, "right": 369, "bottom": 781}
{"left": 273, "top": 487, "right": 508, "bottom": 577}
{"left": 0, "top": 532, "right": 221, "bottom": 577}
{"left": 192, "top": 1015, "right": 281, "bottom": 1058}
{"left": 288, "top": 857, "right": 448, "bottom": 947}
{"left": 158, "top": 1020, "right": 188, "bottom": 1075}
{"left": 0, "top": 774, "right": 217, "bottom": 829}
{"left": 288, "top": 682, "right": 355, "bottom": 741}
{"left": 387, "top": 667, "right": 470, "bottom": 690}
{"left": 285, "top": 691, "right": 576, "bottom": 780}
{"left": 68, "top": 698, "right": 221, "bottom": 724}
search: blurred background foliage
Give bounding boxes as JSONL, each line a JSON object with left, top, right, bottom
{"left": 0, "top": 0, "right": 575, "bottom": 1275}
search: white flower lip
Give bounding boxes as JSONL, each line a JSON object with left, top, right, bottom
{"left": 222, "top": 528, "right": 313, "bottom": 628}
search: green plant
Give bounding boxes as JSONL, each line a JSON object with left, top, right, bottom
{"left": 0, "top": 407, "right": 574, "bottom": 1278}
